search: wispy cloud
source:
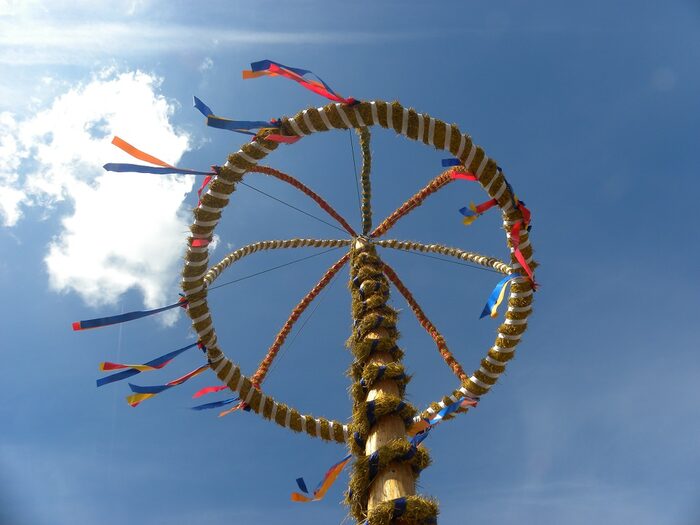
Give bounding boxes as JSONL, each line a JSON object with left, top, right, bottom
{"left": 0, "top": 19, "right": 407, "bottom": 65}
{"left": 0, "top": 68, "right": 193, "bottom": 314}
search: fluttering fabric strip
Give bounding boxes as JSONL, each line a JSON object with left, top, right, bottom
{"left": 381, "top": 262, "right": 469, "bottom": 382}
{"left": 249, "top": 165, "right": 357, "bottom": 236}
{"left": 105, "top": 135, "right": 216, "bottom": 176}
{"left": 96, "top": 342, "right": 200, "bottom": 387}
{"left": 251, "top": 252, "right": 350, "bottom": 386}
{"left": 110, "top": 136, "right": 172, "bottom": 167}
{"left": 243, "top": 60, "right": 356, "bottom": 104}
{"left": 480, "top": 274, "right": 522, "bottom": 319}
{"left": 180, "top": 99, "right": 535, "bottom": 449}
{"left": 408, "top": 396, "right": 479, "bottom": 436}
{"left": 370, "top": 170, "right": 456, "bottom": 238}
{"left": 193, "top": 95, "right": 273, "bottom": 136}
{"left": 103, "top": 163, "right": 215, "bottom": 176}
{"left": 73, "top": 298, "right": 187, "bottom": 331}
{"left": 192, "top": 385, "right": 228, "bottom": 398}
{"left": 374, "top": 239, "right": 511, "bottom": 274}
{"left": 126, "top": 364, "right": 209, "bottom": 407}
{"left": 191, "top": 396, "right": 240, "bottom": 411}
{"left": 291, "top": 453, "right": 352, "bottom": 502}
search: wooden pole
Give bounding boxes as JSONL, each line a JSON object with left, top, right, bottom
{"left": 348, "top": 237, "right": 416, "bottom": 522}
{"left": 364, "top": 333, "right": 416, "bottom": 506}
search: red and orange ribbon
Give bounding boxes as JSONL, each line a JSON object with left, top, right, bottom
{"left": 291, "top": 454, "right": 352, "bottom": 502}
{"left": 243, "top": 60, "right": 356, "bottom": 105}
{"left": 126, "top": 364, "right": 208, "bottom": 407}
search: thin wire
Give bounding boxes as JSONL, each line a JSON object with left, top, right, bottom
{"left": 348, "top": 129, "right": 362, "bottom": 219}
{"left": 239, "top": 180, "right": 347, "bottom": 234}
{"left": 381, "top": 246, "right": 501, "bottom": 274}
{"left": 207, "top": 247, "right": 343, "bottom": 292}
{"left": 265, "top": 265, "right": 341, "bottom": 379}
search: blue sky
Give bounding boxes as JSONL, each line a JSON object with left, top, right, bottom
{"left": 1, "top": 1, "right": 699, "bottom": 524}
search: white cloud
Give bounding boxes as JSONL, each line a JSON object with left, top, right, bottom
{"left": 198, "top": 57, "right": 213, "bottom": 73}
{"left": 0, "top": 69, "right": 195, "bottom": 313}
{"left": 0, "top": 18, "right": 410, "bottom": 65}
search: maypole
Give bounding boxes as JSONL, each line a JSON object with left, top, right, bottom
{"left": 346, "top": 126, "right": 435, "bottom": 524}
{"left": 75, "top": 59, "right": 537, "bottom": 525}
{"left": 347, "top": 238, "right": 435, "bottom": 524}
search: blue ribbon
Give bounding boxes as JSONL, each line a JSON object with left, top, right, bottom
{"left": 191, "top": 397, "right": 240, "bottom": 411}
{"left": 250, "top": 60, "right": 340, "bottom": 98}
{"left": 103, "top": 163, "right": 213, "bottom": 176}
{"left": 193, "top": 95, "right": 267, "bottom": 136}
{"left": 480, "top": 274, "right": 521, "bottom": 319}
{"left": 75, "top": 299, "right": 186, "bottom": 330}
{"left": 193, "top": 96, "right": 214, "bottom": 117}
{"left": 206, "top": 116, "right": 275, "bottom": 132}
{"left": 96, "top": 342, "right": 199, "bottom": 387}
{"left": 295, "top": 477, "right": 309, "bottom": 494}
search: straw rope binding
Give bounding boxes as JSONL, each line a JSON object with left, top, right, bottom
{"left": 180, "top": 100, "right": 536, "bottom": 489}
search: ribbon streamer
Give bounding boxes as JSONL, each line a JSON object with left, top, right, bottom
{"left": 291, "top": 454, "right": 352, "bottom": 502}
{"left": 106, "top": 135, "right": 217, "bottom": 176}
{"left": 243, "top": 60, "right": 356, "bottom": 105}
{"left": 449, "top": 171, "right": 477, "bottom": 181}
{"left": 408, "top": 396, "right": 479, "bottom": 436}
{"left": 459, "top": 198, "right": 499, "bottom": 225}
{"left": 217, "top": 402, "right": 248, "bottom": 418}
{"left": 263, "top": 134, "right": 302, "bottom": 144}
{"left": 126, "top": 364, "right": 208, "bottom": 407}
{"left": 111, "top": 136, "right": 171, "bottom": 167}
{"left": 100, "top": 362, "right": 162, "bottom": 372}
{"left": 103, "top": 163, "right": 213, "bottom": 176}
{"left": 191, "top": 396, "right": 239, "bottom": 411}
{"left": 197, "top": 175, "right": 213, "bottom": 200}
{"left": 510, "top": 221, "right": 535, "bottom": 284}
{"left": 192, "top": 385, "right": 228, "bottom": 398}
{"left": 193, "top": 95, "right": 274, "bottom": 136}
{"left": 73, "top": 297, "right": 187, "bottom": 331}
{"left": 96, "top": 342, "right": 199, "bottom": 387}
{"left": 480, "top": 274, "right": 522, "bottom": 319}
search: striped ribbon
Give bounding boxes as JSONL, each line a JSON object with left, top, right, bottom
{"left": 480, "top": 274, "right": 522, "bottom": 319}
{"left": 243, "top": 59, "right": 356, "bottom": 105}
{"left": 103, "top": 136, "right": 216, "bottom": 176}
{"left": 193, "top": 95, "right": 296, "bottom": 143}
{"left": 291, "top": 454, "right": 352, "bottom": 502}
{"left": 193, "top": 95, "right": 276, "bottom": 135}
{"left": 408, "top": 396, "right": 479, "bottom": 436}
{"left": 96, "top": 342, "right": 200, "bottom": 387}
{"left": 126, "top": 364, "right": 208, "bottom": 407}
{"left": 73, "top": 297, "right": 187, "bottom": 331}
{"left": 459, "top": 198, "right": 499, "bottom": 225}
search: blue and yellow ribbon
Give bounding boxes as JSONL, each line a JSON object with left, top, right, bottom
{"left": 96, "top": 342, "right": 199, "bottom": 387}
{"left": 480, "top": 274, "right": 522, "bottom": 319}
{"left": 126, "top": 364, "right": 208, "bottom": 407}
